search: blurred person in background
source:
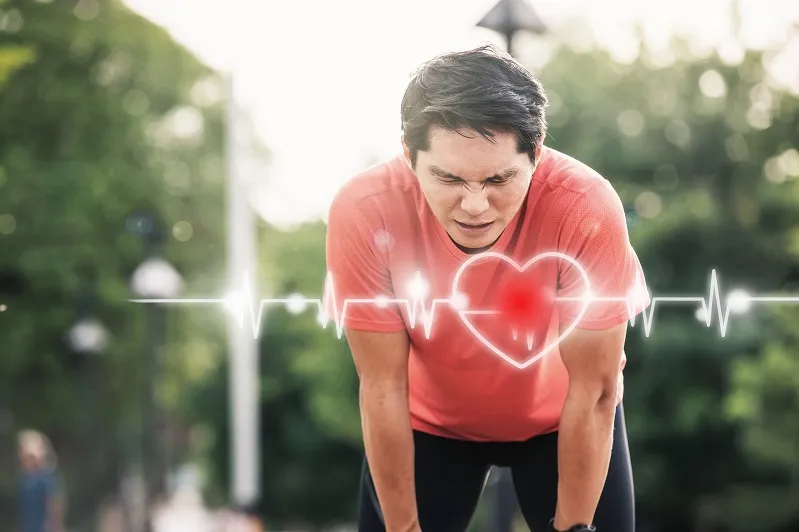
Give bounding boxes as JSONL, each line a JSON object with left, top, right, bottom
{"left": 17, "top": 430, "right": 65, "bottom": 532}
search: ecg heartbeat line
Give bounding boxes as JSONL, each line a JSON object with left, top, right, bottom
{"left": 128, "top": 268, "right": 799, "bottom": 341}
{"left": 129, "top": 271, "right": 487, "bottom": 340}
{"left": 594, "top": 269, "right": 799, "bottom": 337}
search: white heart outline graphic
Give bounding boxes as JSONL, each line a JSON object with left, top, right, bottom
{"left": 451, "top": 251, "right": 591, "bottom": 370}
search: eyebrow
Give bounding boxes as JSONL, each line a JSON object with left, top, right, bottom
{"left": 428, "top": 165, "right": 519, "bottom": 181}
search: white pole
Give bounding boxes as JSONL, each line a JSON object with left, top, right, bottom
{"left": 225, "top": 34, "right": 261, "bottom": 506}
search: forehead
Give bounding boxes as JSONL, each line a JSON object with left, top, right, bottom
{"left": 423, "top": 127, "right": 527, "bottom": 179}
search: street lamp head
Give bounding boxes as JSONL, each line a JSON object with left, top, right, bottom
{"left": 68, "top": 317, "right": 109, "bottom": 355}
{"left": 476, "top": 0, "right": 547, "bottom": 37}
{"left": 131, "top": 257, "right": 183, "bottom": 299}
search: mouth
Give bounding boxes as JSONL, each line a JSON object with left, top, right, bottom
{"left": 455, "top": 220, "right": 494, "bottom": 233}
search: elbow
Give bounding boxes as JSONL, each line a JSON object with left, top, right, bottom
{"left": 571, "top": 374, "right": 619, "bottom": 412}
{"left": 595, "top": 374, "right": 620, "bottom": 411}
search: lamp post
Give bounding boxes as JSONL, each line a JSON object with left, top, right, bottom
{"left": 67, "top": 286, "right": 109, "bottom": 532}
{"left": 226, "top": 55, "right": 261, "bottom": 509}
{"left": 476, "top": 0, "right": 547, "bottom": 57}
{"left": 130, "top": 220, "right": 183, "bottom": 516}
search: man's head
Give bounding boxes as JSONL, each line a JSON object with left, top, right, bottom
{"left": 17, "top": 430, "right": 50, "bottom": 472}
{"left": 400, "top": 44, "right": 548, "bottom": 250}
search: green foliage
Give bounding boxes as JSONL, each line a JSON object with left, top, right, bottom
{"left": 716, "top": 306, "right": 799, "bottom": 531}
{"left": 0, "top": 0, "right": 227, "bottom": 526}
{"left": 0, "top": 44, "right": 35, "bottom": 87}
{"left": 539, "top": 36, "right": 799, "bottom": 530}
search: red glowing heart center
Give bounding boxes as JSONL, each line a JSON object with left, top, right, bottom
{"left": 497, "top": 275, "right": 552, "bottom": 328}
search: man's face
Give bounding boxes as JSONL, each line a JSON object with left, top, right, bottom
{"left": 405, "top": 127, "right": 538, "bottom": 250}
{"left": 18, "top": 449, "right": 39, "bottom": 471}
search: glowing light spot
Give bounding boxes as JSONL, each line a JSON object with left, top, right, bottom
{"left": 408, "top": 273, "right": 429, "bottom": 299}
{"left": 665, "top": 120, "right": 691, "bottom": 148}
{"left": 173, "top": 221, "right": 193, "bottom": 242}
{"left": 635, "top": 191, "right": 662, "bottom": 219}
{"left": 285, "top": 293, "right": 307, "bottom": 314}
{"left": 727, "top": 289, "right": 751, "bottom": 314}
{"left": 617, "top": 109, "right": 645, "bottom": 136}
{"left": 450, "top": 291, "right": 469, "bottom": 310}
{"left": 699, "top": 69, "right": 727, "bottom": 99}
{"left": 224, "top": 291, "right": 242, "bottom": 313}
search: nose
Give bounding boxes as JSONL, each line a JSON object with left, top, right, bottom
{"left": 460, "top": 186, "right": 490, "bottom": 217}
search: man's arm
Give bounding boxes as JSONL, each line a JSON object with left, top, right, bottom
{"left": 47, "top": 476, "right": 65, "bottom": 532}
{"left": 346, "top": 328, "right": 420, "bottom": 532}
{"left": 48, "top": 493, "right": 65, "bottom": 532}
{"left": 553, "top": 322, "right": 627, "bottom": 530}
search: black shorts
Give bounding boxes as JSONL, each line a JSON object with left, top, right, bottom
{"left": 358, "top": 404, "right": 634, "bottom": 532}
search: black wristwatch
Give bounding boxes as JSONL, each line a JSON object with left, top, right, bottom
{"left": 548, "top": 518, "right": 596, "bottom": 532}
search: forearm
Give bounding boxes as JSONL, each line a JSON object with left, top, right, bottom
{"left": 360, "top": 383, "right": 419, "bottom": 532}
{"left": 554, "top": 391, "right": 617, "bottom": 529}
{"left": 49, "top": 495, "right": 64, "bottom": 532}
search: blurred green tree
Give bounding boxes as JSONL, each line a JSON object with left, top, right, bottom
{"left": 0, "top": 0, "right": 228, "bottom": 527}
{"left": 717, "top": 305, "right": 799, "bottom": 532}
{"left": 537, "top": 34, "right": 799, "bottom": 531}
{"left": 0, "top": 44, "right": 35, "bottom": 87}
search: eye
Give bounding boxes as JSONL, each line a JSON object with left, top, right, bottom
{"left": 437, "top": 177, "right": 462, "bottom": 185}
{"left": 486, "top": 176, "right": 513, "bottom": 185}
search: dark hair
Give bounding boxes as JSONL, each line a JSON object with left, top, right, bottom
{"left": 401, "top": 44, "right": 548, "bottom": 167}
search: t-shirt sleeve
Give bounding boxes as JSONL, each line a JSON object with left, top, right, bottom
{"left": 323, "top": 189, "right": 406, "bottom": 332}
{"left": 557, "top": 180, "right": 650, "bottom": 330}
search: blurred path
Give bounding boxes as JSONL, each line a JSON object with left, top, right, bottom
{"left": 150, "top": 483, "right": 216, "bottom": 532}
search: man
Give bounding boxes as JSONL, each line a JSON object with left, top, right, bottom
{"left": 324, "top": 45, "right": 649, "bottom": 532}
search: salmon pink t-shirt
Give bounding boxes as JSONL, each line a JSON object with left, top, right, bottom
{"left": 324, "top": 146, "right": 650, "bottom": 442}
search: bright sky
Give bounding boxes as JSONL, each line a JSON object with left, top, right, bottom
{"left": 124, "top": 0, "right": 799, "bottom": 229}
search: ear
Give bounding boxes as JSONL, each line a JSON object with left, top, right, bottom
{"left": 401, "top": 137, "right": 413, "bottom": 169}
{"left": 534, "top": 135, "right": 545, "bottom": 164}
{"left": 535, "top": 133, "right": 546, "bottom": 165}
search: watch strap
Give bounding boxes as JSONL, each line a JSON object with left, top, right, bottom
{"left": 548, "top": 518, "right": 597, "bottom": 532}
